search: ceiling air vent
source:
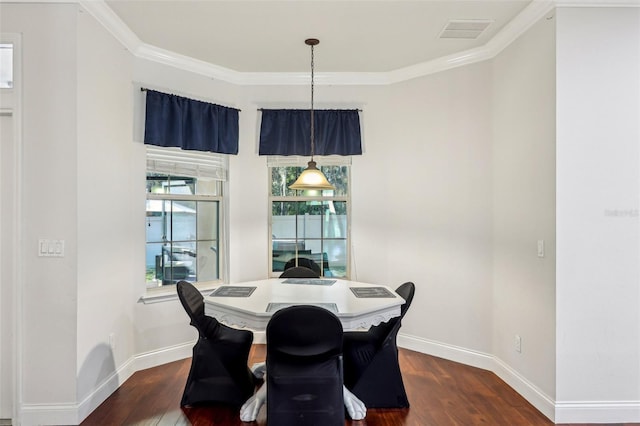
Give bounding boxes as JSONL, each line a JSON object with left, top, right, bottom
{"left": 439, "top": 20, "right": 493, "bottom": 39}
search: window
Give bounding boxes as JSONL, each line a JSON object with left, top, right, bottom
{"left": 146, "top": 147, "right": 226, "bottom": 289}
{"left": 269, "top": 157, "right": 350, "bottom": 278}
{"left": 0, "top": 43, "right": 13, "bottom": 89}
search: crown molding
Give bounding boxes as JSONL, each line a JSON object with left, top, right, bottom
{"left": 78, "top": 0, "right": 142, "bottom": 53}
{"left": 74, "top": 0, "right": 636, "bottom": 85}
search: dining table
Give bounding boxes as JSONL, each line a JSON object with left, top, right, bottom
{"left": 203, "top": 277, "right": 406, "bottom": 422}
{"left": 203, "top": 277, "right": 405, "bottom": 332}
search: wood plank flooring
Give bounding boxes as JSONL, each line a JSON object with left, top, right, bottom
{"left": 81, "top": 345, "right": 638, "bottom": 426}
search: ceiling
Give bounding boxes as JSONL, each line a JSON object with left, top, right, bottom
{"left": 104, "top": 0, "right": 534, "bottom": 74}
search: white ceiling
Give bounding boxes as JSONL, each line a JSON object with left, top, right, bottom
{"left": 104, "top": 0, "right": 534, "bottom": 74}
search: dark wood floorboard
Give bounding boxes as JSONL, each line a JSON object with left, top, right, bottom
{"left": 81, "top": 345, "right": 639, "bottom": 426}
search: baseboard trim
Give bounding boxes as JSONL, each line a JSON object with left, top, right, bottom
{"left": 398, "top": 333, "right": 557, "bottom": 421}
{"left": 491, "top": 356, "right": 556, "bottom": 420}
{"left": 554, "top": 400, "right": 640, "bottom": 424}
{"left": 132, "top": 341, "right": 194, "bottom": 371}
{"left": 398, "top": 333, "right": 495, "bottom": 371}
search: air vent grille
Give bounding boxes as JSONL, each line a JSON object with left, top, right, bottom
{"left": 439, "top": 20, "right": 493, "bottom": 39}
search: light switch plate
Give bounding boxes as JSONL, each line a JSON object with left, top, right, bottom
{"left": 39, "top": 239, "right": 65, "bottom": 257}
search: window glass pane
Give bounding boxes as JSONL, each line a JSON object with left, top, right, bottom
{"left": 323, "top": 201, "right": 347, "bottom": 239}
{"left": 271, "top": 166, "right": 299, "bottom": 197}
{"left": 196, "top": 178, "right": 221, "bottom": 196}
{"left": 272, "top": 202, "right": 298, "bottom": 239}
{"left": 298, "top": 203, "right": 323, "bottom": 239}
{"left": 146, "top": 242, "right": 165, "bottom": 287}
{"left": 196, "top": 241, "right": 218, "bottom": 281}
{"left": 146, "top": 199, "right": 170, "bottom": 243}
{"left": 197, "top": 201, "right": 218, "bottom": 240}
{"left": 168, "top": 177, "right": 195, "bottom": 195}
{"left": 321, "top": 165, "right": 348, "bottom": 196}
{"left": 0, "top": 44, "right": 13, "bottom": 89}
{"left": 163, "top": 243, "right": 197, "bottom": 284}
{"left": 146, "top": 174, "right": 196, "bottom": 195}
{"left": 323, "top": 240, "right": 347, "bottom": 277}
{"left": 171, "top": 201, "right": 196, "bottom": 241}
{"left": 147, "top": 174, "right": 168, "bottom": 194}
{"left": 145, "top": 242, "right": 196, "bottom": 286}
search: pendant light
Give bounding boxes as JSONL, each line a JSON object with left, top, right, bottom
{"left": 289, "top": 38, "right": 335, "bottom": 191}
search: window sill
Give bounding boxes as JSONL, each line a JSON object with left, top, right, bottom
{"left": 138, "top": 284, "right": 217, "bottom": 304}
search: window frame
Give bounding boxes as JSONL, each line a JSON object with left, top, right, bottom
{"left": 141, "top": 147, "right": 229, "bottom": 302}
{"left": 268, "top": 156, "right": 352, "bottom": 279}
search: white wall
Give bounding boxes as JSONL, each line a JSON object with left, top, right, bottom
{"left": 75, "top": 5, "right": 137, "bottom": 416}
{"left": 555, "top": 7, "right": 640, "bottom": 423}
{"left": 1, "top": 5, "right": 80, "bottom": 419}
{"left": 354, "top": 64, "right": 494, "bottom": 354}
{"left": 492, "top": 10, "right": 557, "bottom": 412}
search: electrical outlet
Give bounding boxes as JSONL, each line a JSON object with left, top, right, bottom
{"left": 515, "top": 334, "right": 522, "bottom": 353}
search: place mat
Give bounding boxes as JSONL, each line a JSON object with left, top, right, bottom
{"left": 266, "top": 302, "right": 339, "bottom": 314}
{"left": 350, "top": 287, "right": 396, "bottom": 298}
{"left": 210, "top": 286, "right": 257, "bottom": 297}
{"left": 282, "top": 278, "right": 337, "bottom": 286}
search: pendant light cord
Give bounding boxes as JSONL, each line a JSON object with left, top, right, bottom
{"left": 310, "top": 42, "right": 315, "bottom": 162}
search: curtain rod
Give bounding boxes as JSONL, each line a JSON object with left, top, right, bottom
{"left": 257, "top": 108, "right": 363, "bottom": 112}
{"left": 140, "top": 87, "right": 241, "bottom": 112}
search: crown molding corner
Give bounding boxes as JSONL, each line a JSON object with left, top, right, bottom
{"left": 78, "top": 0, "right": 142, "bottom": 54}
{"left": 135, "top": 43, "right": 242, "bottom": 84}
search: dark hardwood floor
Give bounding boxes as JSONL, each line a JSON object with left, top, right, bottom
{"left": 81, "top": 345, "right": 638, "bottom": 426}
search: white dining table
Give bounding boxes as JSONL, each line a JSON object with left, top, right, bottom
{"left": 203, "top": 277, "right": 404, "bottom": 422}
{"left": 203, "top": 277, "right": 405, "bottom": 332}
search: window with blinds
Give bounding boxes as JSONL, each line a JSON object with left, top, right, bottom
{"left": 145, "top": 146, "right": 226, "bottom": 290}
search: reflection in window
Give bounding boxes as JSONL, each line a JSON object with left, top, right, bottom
{"left": 269, "top": 164, "right": 350, "bottom": 278}
{"left": 146, "top": 174, "right": 221, "bottom": 288}
{"left": 0, "top": 44, "right": 13, "bottom": 89}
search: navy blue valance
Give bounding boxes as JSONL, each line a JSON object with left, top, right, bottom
{"left": 259, "top": 109, "right": 362, "bottom": 156}
{"left": 144, "top": 90, "right": 239, "bottom": 154}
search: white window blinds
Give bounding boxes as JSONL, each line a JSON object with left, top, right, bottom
{"left": 266, "top": 155, "right": 352, "bottom": 168}
{"left": 146, "top": 146, "right": 228, "bottom": 181}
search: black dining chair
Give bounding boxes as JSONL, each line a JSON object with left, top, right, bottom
{"left": 279, "top": 265, "right": 320, "bottom": 278}
{"left": 266, "top": 305, "right": 345, "bottom": 426}
{"left": 176, "top": 280, "right": 256, "bottom": 407}
{"left": 342, "top": 281, "right": 415, "bottom": 408}
{"left": 283, "top": 257, "right": 322, "bottom": 277}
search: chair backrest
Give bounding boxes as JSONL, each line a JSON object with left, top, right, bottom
{"left": 370, "top": 281, "right": 415, "bottom": 345}
{"left": 177, "top": 280, "right": 219, "bottom": 337}
{"left": 283, "top": 257, "right": 321, "bottom": 276}
{"left": 266, "top": 305, "right": 344, "bottom": 425}
{"left": 279, "top": 266, "right": 320, "bottom": 278}
{"left": 267, "top": 305, "right": 343, "bottom": 360}
{"left": 395, "top": 281, "right": 415, "bottom": 318}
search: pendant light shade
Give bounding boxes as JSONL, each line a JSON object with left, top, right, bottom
{"left": 289, "top": 160, "right": 334, "bottom": 190}
{"left": 289, "top": 39, "right": 335, "bottom": 191}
